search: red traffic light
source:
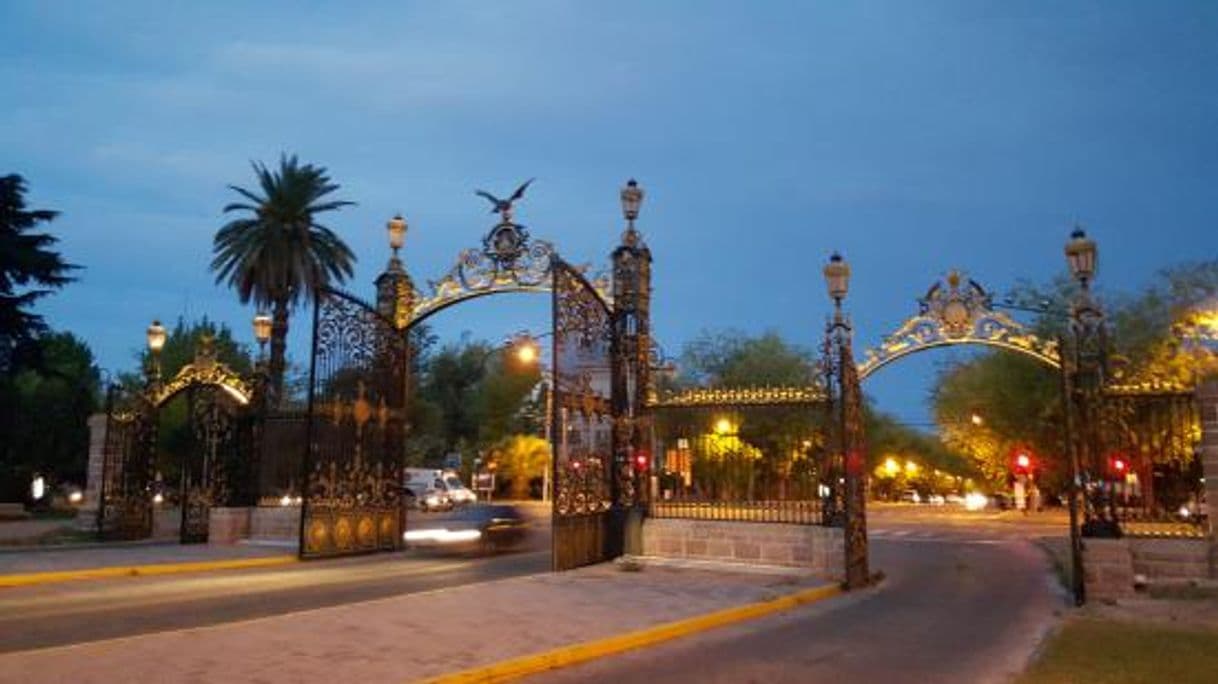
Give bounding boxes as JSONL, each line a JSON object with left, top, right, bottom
{"left": 634, "top": 451, "right": 650, "bottom": 471}
{"left": 1112, "top": 457, "right": 1126, "bottom": 473}
{"left": 1015, "top": 454, "right": 1031, "bottom": 471}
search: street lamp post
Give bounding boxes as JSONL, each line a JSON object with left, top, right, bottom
{"left": 822, "top": 252, "right": 869, "bottom": 590}
{"left": 146, "top": 319, "right": 167, "bottom": 387}
{"left": 253, "top": 313, "right": 272, "bottom": 360}
{"left": 1062, "top": 226, "right": 1103, "bottom": 605}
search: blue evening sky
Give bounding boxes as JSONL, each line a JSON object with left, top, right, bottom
{"left": 3, "top": 1, "right": 1215, "bottom": 424}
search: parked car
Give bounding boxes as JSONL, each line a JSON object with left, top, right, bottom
{"left": 899, "top": 490, "right": 922, "bottom": 504}
{"left": 403, "top": 504, "right": 530, "bottom": 555}
{"left": 403, "top": 468, "right": 477, "bottom": 508}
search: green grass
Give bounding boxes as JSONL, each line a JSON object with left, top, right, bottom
{"left": 1020, "top": 618, "right": 1218, "bottom": 684}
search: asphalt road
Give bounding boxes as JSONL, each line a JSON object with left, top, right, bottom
{"left": 532, "top": 507, "right": 1066, "bottom": 684}
{"left": 0, "top": 533, "right": 550, "bottom": 653}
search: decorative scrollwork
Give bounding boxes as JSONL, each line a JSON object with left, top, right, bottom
{"left": 303, "top": 289, "right": 407, "bottom": 559}
{"left": 651, "top": 385, "right": 827, "bottom": 408}
{"left": 552, "top": 261, "right": 617, "bottom": 524}
{"left": 98, "top": 386, "right": 157, "bottom": 541}
{"left": 408, "top": 218, "right": 612, "bottom": 326}
{"left": 151, "top": 344, "right": 252, "bottom": 408}
{"left": 857, "top": 271, "right": 1060, "bottom": 379}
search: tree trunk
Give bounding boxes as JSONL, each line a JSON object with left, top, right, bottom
{"left": 269, "top": 300, "right": 289, "bottom": 408}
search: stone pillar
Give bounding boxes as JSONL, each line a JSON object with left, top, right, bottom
{"left": 1196, "top": 379, "right": 1218, "bottom": 577}
{"left": 376, "top": 225, "right": 415, "bottom": 531}
{"left": 75, "top": 413, "right": 108, "bottom": 531}
{"left": 375, "top": 255, "right": 415, "bottom": 331}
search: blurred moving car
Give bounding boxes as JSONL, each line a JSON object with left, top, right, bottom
{"left": 403, "top": 504, "right": 530, "bottom": 554}
{"left": 402, "top": 486, "right": 451, "bottom": 512}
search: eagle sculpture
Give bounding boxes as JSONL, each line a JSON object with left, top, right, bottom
{"left": 475, "top": 178, "right": 534, "bottom": 218}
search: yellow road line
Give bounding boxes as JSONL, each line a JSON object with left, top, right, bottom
{"left": 0, "top": 555, "right": 298, "bottom": 588}
{"left": 420, "top": 582, "right": 844, "bottom": 684}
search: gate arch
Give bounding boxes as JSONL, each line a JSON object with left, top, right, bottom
{"left": 308, "top": 180, "right": 652, "bottom": 565}
{"left": 856, "top": 271, "right": 1060, "bottom": 380}
{"left": 98, "top": 337, "right": 256, "bottom": 544}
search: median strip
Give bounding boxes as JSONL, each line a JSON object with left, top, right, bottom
{"left": 0, "top": 555, "right": 298, "bottom": 588}
{"left": 420, "top": 582, "right": 844, "bottom": 684}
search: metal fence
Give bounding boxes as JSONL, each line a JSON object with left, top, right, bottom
{"left": 651, "top": 405, "right": 824, "bottom": 525}
{"left": 651, "top": 499, "right": 822, "bottom": 524}
{"left": 255, "top": 411, "right": 308, "bottom": 505}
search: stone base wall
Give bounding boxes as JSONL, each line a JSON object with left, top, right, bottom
{"left": 208, "top": 507, "right": 252, "bottom": 544}
{"left": 1130, "top": 538, "right": 1212, "bottom": 580}
{"left": 1084, "top": 537, "right": 1215, "bottom": 601}
{"left": 1083, "top": 539, "right": 1135, "bottom": 601}
{"left": 251, "top": 505, "right": 300, "bottom": 543}
{"left": 152, "top": 507, "right": 181, "bottom": 540}
{"left": 641, "top": 518, "right": 843, "bottom": 581}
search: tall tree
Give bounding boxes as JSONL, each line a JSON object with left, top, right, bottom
{"left": 678, "top": 329, "right": 816, "bottom": 388}
{"left": 0, "top": 174, "right": 77, "bottom": 372}
{"left": 210, "top": 155, "right": 355, "bottom": 403}
{"left": 0, "top": 332, "right": 99, "bottom": 500}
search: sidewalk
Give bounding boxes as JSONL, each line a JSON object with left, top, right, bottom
{"left": 0, "top": 562, "right": 840, "bottom": 684}
{"left": 0, "top": 541, "right": 293, "bottom": 580}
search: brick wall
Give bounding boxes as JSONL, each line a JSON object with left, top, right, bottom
{"left": 208, "top": 507, "right": 252, "bottom": 544}
{"left": 1129, "top": 538, "right": 1210, "bottom": 580}
{"left": 1083, "top": 539, "right": 1135, "bottom": 601}
{"left": 152, "top": 506, "right": 181, "bottom": 540}
{"left": 251, "top": 505, "right": 301, "bottom": 543}
{"left": 641, "top": 518, "right": 843, "bottom": 581}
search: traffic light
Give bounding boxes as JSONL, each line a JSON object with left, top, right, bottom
{"left": 1111, "top": 457, "right": 1126, "bottom": 474}
{"left": 1014, "top": 453, "right": 1032, "bottom": 473}
{"left": 634, "top": 450, "right": 650, "bottom": 471}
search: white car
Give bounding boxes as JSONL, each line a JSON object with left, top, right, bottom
{"left": 403, "top": 468, "right": 476, "bottom": 510}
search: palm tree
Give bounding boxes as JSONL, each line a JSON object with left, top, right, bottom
{"left": 211, "top": 155, "right": 356, "bottom": 404}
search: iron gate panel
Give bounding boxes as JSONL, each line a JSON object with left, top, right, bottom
{"left": 552, "top": 260, "right": 621, "bottom": 571}
{"left": 301, "top": 288, "right": 408, "bottom": 559}
{"left": 98, "top": 385, "right": 155, "bottom": 541}
{"left": 178, "top": 385, "right": 243, "bottom": 543}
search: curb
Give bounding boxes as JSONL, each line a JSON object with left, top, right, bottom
{"left": 419, "top": 582, "right": 845, "bottom": 683}
{"left": 0, "top": 554, "right": 298, "bottom": 588}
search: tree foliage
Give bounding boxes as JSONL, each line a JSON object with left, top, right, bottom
{"left": 677, "top": 329, "right": 815, "bottom": 387}
{"left": 933, "top": 261, "right": 1218, "bottom": 492}
{"left": 211, "top": 155, "right": 356, "bottom": 403}
{"left": 0, "top": 332, "right": 99, "bottom": 500}
{"left": 0, "top": 174, "right": 77, "bottom": 370}
{"left": 407, "top": 338, "right": 542, "bottom": 469}
{"left": 931, "top": 352, "right": 1062, "bottom": 487}
{"left": 486, "top": 434, "right": 549, "bottom": 499}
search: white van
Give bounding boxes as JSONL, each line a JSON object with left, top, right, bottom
{"left": 403, "top": 468, "right": 477, "bottom": 509}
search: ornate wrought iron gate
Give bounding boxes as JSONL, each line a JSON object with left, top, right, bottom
{"left": 551, "top": 260, "right": 622, "bottom": 571}
{"left": 178, "top": 386, "right": 243, "bottom": 543}
{"left": 98, "top": 385, "right": 155, "bottom": 541}
{"left": 301, "top": 288, "right": 408, "bottom": 559}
